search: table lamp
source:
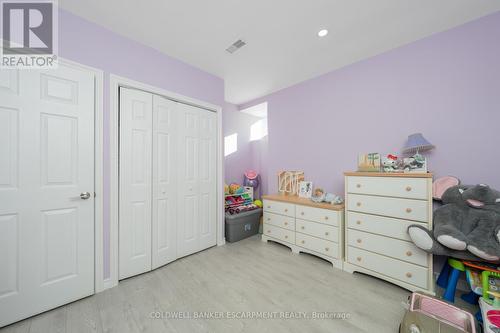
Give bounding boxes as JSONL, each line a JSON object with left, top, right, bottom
{"left": 403, "top": 133, "right": 435, "bottom": 158}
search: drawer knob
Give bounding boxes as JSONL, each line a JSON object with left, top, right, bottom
{"left": 325, "top": 247, "right": 329, "bottom": 252}
{"left": 406, "top": 272, "right": 413, "bottom": 278}
{"left": 301, "top": 226, "right": 305, "bottom": 230}
{"left": 285, "top": 235, "right": 288, "bottom": 239}
{"left": 301, "top": 212, "right": 304, "bottom": 216}
{"left": 284, "top": 209, "right": 288, "bottom": 212}
{"left": 301, "top": 240, "right": 305, "bottom": 244}
{"left": 267, "top": 230, "right": 271, "bottom": 233}
{"left": 356, "top": 257, "right": 362, "bottom": 262}
{"left": 406, "top": 208, "right": 412, "bottom": 213}
{"left": 356, "top": 220, "right": 362, "bottom": 225}
{"left": 356, "top": 184, "right": 361, "bottom": 188}
{"left": 324, "top": 216, "right": 329, "bottom": 220}
{"left": 267, "top": 218, "right": 270, "bottom": 221}
{"left": 356, "top": 202, "right": 362, "bottom": 207}
{"left": 406, "top": 251, "right": 413, "bottom": 257}
{"left": 267, "top": 205, "right": 271, "bottom": 209}
{"left": 284, "top": 222, "right": 288, "bottom": 226}
{"left": 406, "top": 186, "right": 412, "bottom": 192}
{"left": 357, "top": 239, "right": 362, "bottom": 244}
{"left": 325, "top": 232, "right": 329, "bottom": 236}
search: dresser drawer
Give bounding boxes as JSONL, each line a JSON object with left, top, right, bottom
{"left": 296, "top": 233, "right": 339, "bottom": 258}
{"left": 263, "top": 212, "right": 295, "bottom": 231}
{"left": 348, "top": 229, "right": 428, "bottom": 266}
{"left": 263, "top": 224, "right": 295, "bottom": 244}
{"left": 295, "top": 205, "right": 340, "bottom": 226}
{"left": 263, "top": 200, "right": 295, "bottom": 217}
{"left": 296, "top": 219, "right": 338, "bottom": 242}
{"left": 348, "top": 247, "right": 428, "bottom": 289}
{"left": 347, "top": 176, "right": 428, "bottom": 200}
{"left": 347, "top": 194, "right": 429, "bottom": 222}
{"left": 347, "top": 211, "right": 428, "bottom": 241}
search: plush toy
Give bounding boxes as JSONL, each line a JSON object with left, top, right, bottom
{"left": 311, "top": 188, "right": 325, "bottom": 203}
{"left": 408, "top": 183, "right": 500, "bottom": 262}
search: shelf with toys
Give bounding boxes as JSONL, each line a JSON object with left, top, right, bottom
{"left": 225, "top": 185, "right": 253, "bottom": 208}
{"left": 224, "top": 182, "right": 263, "bottom": 215}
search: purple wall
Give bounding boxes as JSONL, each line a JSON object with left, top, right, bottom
{"left": 59, "top": 10, "right": 225, "bottom": 279}
{"left": 222, "top": 103, "right": 268, "bottom": 197}
{"left": 241, "top": 12, "right": 500, "bottom": 196}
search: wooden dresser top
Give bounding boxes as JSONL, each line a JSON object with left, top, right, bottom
{"left": 344, "top": 171, "right": 433, "bottom": 178}
{"left": 262, "top": 194, "right": 345, "bottom": 211}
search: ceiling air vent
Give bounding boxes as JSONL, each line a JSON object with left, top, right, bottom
{"left": 226, "top": 39, "right": 246, "bottom": 54}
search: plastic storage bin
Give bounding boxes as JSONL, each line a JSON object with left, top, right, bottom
{"left": 225, "top": 208, "right": 262, "bottom": 243}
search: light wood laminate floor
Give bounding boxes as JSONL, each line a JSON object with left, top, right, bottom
{"left": 2, "top": 235, "right": 420, "bottom": 333}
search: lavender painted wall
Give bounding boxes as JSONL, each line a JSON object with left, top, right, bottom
{"left": 222, "top": 103, "right": 269, "bottom": 197}
{"left": 58, "top": 9, "right": 225, "bottom": 279}
{"left": 241, "top": 12, "right": 500, "bottom": 196}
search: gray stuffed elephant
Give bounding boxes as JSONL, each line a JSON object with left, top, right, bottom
{"left": 408, "top": 184, "right": 500, "bottom": 262}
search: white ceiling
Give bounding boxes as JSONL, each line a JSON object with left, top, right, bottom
{"left": 59, "top": 0, "right": 500, "bottom": 105}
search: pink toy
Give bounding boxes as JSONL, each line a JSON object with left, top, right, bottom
{"left": 400, "top": 292, "right": 476, "bottom": 333}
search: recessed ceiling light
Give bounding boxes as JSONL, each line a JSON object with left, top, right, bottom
{"left": 318, "top": 29, "right": 328, "bottom": 37}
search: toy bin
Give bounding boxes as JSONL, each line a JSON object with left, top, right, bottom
{"left": 225, "top": 208, "right": 262, "bottom": 243}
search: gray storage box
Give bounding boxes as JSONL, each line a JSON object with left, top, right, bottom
{"left": 225, "top": 208, "right": 262, "bottom": 243}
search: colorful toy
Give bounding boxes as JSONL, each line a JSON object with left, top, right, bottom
{"left": 480, "top": 296, "right": 500, "bottom": 333}
{"left": 224, "top": 184, "right": 229, "bottom": 195}
{"left": 400, "top": 292, "right": 477, "bottom": 333}
{"left": 254, "top": 199, "right": 263, "bottom": 208}
{"left": 229, "top": 183, "right": 242, "bottom": 194}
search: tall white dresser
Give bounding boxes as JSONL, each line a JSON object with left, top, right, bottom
{"left": 262, "top": 194, "right": 344, "bottom": 269}
{"left": 343, "top": 172, "right": 434, "bottom": 294}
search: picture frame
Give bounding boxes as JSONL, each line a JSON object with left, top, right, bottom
{"left": 298, "top": 181, "right": 313, "bottom": 198}
{"left": 403, "top": 155, "right": 427, "bottom": 173}
{"left": 358, "top": 153, "right": 381, "bottom": 172}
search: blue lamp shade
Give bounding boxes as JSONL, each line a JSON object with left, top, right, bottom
{"left": 403, "top": 133, "right": 435, "bottom": 154}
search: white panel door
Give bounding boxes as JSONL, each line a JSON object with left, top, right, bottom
{"left": 177, "top": 103, "right": 217, "bottom": 258}
{"left": 0, "top": 64, "right": 95, "bottom": 327}
{"left": 152, "top": 95, "right": 177, "bottom": 269}
{"left": 119, "top": 88, "right": 153, "bottom": 280}
{"left": 198, "top": 108, "right": 217, "bottom": 250}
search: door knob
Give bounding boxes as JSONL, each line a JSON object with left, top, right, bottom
{"left": 80, "top": 192, "right": 91, "bottom": 200}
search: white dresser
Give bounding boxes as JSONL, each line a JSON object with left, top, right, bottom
{"left": 262, "top": 194, "right": 344, "bottom": 269}
{"left": 343, "top": 172, "right": 434, "bottom": 294}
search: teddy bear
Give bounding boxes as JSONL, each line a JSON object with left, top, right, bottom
{"left": 408, "top": 183, "right": 500, "bottom": 262}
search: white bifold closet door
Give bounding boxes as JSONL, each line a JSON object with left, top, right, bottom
{"left": 176, "top": 103, "right": 217, "bottom": 257}
{"left": 151, "top": 95, "right": 178, "bottom": 269}
{"left": 119, "top": 88, "right": 153, "bottom": 279}
{"left": 119, "top": 88, "right": 217, "bottom": 280}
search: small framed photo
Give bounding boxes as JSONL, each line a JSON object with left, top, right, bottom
{"left": 403, "top": 155, "right": 427, "bottom": 173}
{"left": 358, "top": 153, "right": 381, "bottom": 172}
{"left": 298, "top": 181, "right": 313, "bottom": 198}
